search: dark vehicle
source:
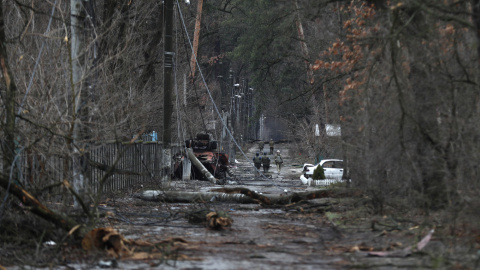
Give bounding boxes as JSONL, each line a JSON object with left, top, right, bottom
{"left": 184, "top": 133, "right": 233, "bottom": 180}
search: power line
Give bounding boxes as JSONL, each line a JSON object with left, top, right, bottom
{"left": 175, "top": 0, "right": 283, "bottom": 190}
{"left": 176, "top": 5, "right": 208, "bottom": 133}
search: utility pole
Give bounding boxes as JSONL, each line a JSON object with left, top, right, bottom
{"left": 70, "top": 0, "right": 90, "bottom": 208}
{"left": 227, "top": 68, "right": 235, "bottom": 162}
{"left": 163, "top": 0, "right": 174, "bottom": 184}
{"left": 190, "top": 0, "right": 203, "bottom": 79}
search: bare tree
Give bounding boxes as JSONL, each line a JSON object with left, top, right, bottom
{"left": 0, "top": 0, "right": 17, "bottom": 179}
{"left": 0, "top": 0, "right": 171, "bottom": 233}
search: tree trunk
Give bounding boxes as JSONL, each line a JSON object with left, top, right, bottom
{"left": 294, "top": 0, "right": 314, "bottom": 85}
{"left": 139, "top": 2, "right": 163, "bottom": 91}
{"left": 70, "top": 0, "right": 90, "bottom": 209}
{"left": 137, "top": 187, "right": 350, "bottom": 205}
{"left": 137, "top": 190, "right": 256, "bottom": 203}
{"left": 294, "top": 0, "right": 324, "bottom": 160}
{"left": 0, "top": 175, "right": 88, "bottom": 239}
{"left": 0, "top": 2, "right": 18, "bottom": 178}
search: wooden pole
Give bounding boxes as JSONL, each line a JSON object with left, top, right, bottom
{"left": 189, "top": 0, "right": 203, "bottom": 79}
{"left": 163, "top": 0, "right": 174, "bottom": 183}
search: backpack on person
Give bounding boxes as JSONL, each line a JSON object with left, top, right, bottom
{"left": 275, "top": 154, "right": 283, "bottom": 164}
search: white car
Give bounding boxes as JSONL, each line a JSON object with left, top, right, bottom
{"left": 301, "top": 159, "right": 344, "bottom": 182}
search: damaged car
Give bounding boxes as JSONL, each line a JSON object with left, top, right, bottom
{"left": 184, "top": 133, "right": 234, "bottom": 181}
{"left": 300, "top": 159, "right": 344, "bottom": 184}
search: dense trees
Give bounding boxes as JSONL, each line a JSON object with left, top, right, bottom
{"left": 332, "top": 0, "right": 479, "bottom": 211}
{"left": 207, "top": 0, "right": 480, "bottom": 211}
{"left": 0, "top": 1, "right": 174, "bottom": 230}
{"left": 307, "top": 0, "right": 480, "bottom": 211}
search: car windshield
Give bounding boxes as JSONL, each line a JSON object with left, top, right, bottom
{"left": 321, "top": 160, "right": 343, "bottom": 168}
{"left": 322, "top": 161, "right": 334, "bottom": 168}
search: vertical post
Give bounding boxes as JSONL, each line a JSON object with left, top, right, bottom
{"left": 248, "top": 87, "right": 253, "bottom": 140}
{"left": 70, "top": 0, "right": 90, "bottom": 208}
{"left": 183, "top": 73, "right": 187, "bottom": 106}
{"left": 163, "top": 0, "right": 174, "bottom": 185}
{"left": 226, "top": 68, "right": 233, "bottom": 161}
{"left": 189, "top": 0, "right": 203, "bottom": 79}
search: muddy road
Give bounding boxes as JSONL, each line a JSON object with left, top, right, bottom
{"left": 4, "top": 142, "right": 479, "bottom": 269}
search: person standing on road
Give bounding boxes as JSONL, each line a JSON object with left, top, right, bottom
{"left": 258, "top": 140, "right": 264, "bottom": 153}
{"left": 253, "top": 152, "right": 262, "bottom": 178}
{"left": 274, "top": 150, "right": 283, "bottom": 174}
{"left": 269, "top": 139, "right": 274, "bottom": 154}
{"left": 262, "top": 152, "right": 270, "bottom": 173}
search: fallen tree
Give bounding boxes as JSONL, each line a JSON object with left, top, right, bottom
{"left": 136, "top": 187, "right": 354, "bottom": 205}
{"left": 135, "top": 190, "right": 257, "bottom": 204}
{"left": 0, "top": 175, "right": 88, "bottom": 238}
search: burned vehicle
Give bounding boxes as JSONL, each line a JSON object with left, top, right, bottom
{"left": 184, "top": 133, "right": 234, "bottom": 180}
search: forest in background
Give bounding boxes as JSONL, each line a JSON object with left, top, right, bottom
{"left": 0, "top": 0, "right": 479, "bottom": 246}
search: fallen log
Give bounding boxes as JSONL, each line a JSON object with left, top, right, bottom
{"left": 0, "top": 175, "right": 88, "bottom": 239}
{"left": 136, "top": 190, "right": 257, "bottom": 204}
{"left": 368, "top": 229, "right": 434, "bottom": 257}
{"left": 211, "top": 187, "right": 337, "bottom": 205}
{"left": 137, "top": 188, "right": 354, "bottom": 205}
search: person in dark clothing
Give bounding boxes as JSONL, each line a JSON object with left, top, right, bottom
{"left": 258, "top": 140, "right": 265, "bottom": 152}
{"left": 253, "top": 152, "right": 262, "bottom": 178}
{"left": 269, "top": 139, "right": 274, "bottom": 154}
{"left": 262, "top": 152, "right": 271, "bottom": 173}
{"left": 274, "top": 150, "right": 283, "bottom": 174}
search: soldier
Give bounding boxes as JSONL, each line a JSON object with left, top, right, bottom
{"left": 269, "top": 139, "right": 274, "bottom": 154}
{"left": 262, "top": 152, "right": 271, "bottom": 173}
{"left": 258, "top": 140, "right": 264, "bottom": 152}
{"left": 274, "top": 150, "right": 283, "bottom": 174}
{"left": 253, "top": 152, "right": 262, "bottom": 178}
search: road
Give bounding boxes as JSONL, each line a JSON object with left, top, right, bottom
{"left": 76, "top": 143, "right": 347, "bottom": 270}
{"left": 56, "top": 142, "right": 457, "bottom": 270}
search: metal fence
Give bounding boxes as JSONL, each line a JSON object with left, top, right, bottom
{"left": 16, "top": 141, "right": 185, "bottom": 195}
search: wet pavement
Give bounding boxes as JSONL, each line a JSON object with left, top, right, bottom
{"left": 100, "top": 144, "right": 343, "bottom": 269}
